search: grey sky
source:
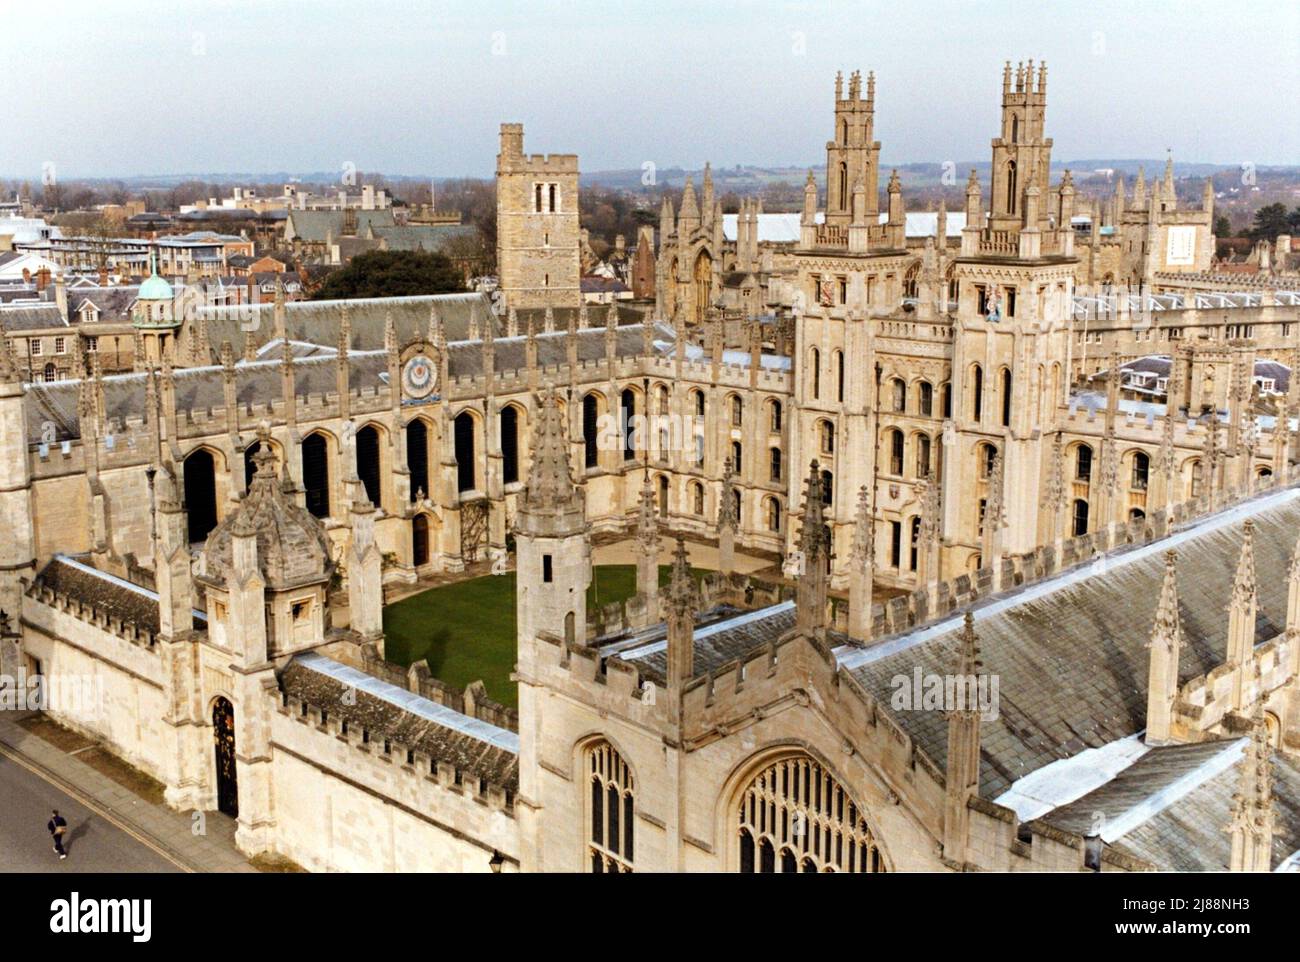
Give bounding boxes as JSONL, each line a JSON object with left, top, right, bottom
{"left": 3, "top": 0, "right": 1296, "bottom": 180}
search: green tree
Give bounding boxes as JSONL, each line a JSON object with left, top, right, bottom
{"left": 311, "top": 249, "right": 465, "bottom": 300}
{"left": 1213, "top": 215, "right": 1231, "bottom": 237}
{"left": 1249, "top": 203, "right": 1290, "bottom": 241}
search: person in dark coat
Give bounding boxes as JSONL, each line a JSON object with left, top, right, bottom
{"left": 48, "top": 810, "right": 68, "bottom": 860}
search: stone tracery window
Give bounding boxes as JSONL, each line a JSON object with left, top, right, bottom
{"left": 586, "top": 741, "right": 634, "bottom": 873}
{"left": 735, "top": 755, "right": 885, "bottom": 873}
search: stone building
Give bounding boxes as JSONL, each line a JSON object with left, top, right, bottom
{"left": 1, "top": 61, "right": 1299, "bottom": 873}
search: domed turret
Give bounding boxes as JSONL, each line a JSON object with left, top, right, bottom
{"left": 197, "top": 437, "right": 333, "bottom": 591}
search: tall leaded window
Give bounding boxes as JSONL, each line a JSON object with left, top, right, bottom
{"left": 736, "top": 755, "right": 885, "bottom": 873}
{"left": 586, "top": 741, "right": 634, "bottom": 873}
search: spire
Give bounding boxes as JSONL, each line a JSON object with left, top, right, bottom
{"left": 1227, "top": 522, "right": 1257, "bottom": 709}
{"left": 848, "top": 485, "right": 874, "bottom": 642}
{"left": 520, "top": 386, "right": 580, "bottom": 515}
{"left": 679, "top": 176, "right": 699, "bottom": 223}
{"left": 1229, "top": 706, "right": 1275, "bottom": 872}
{"left": 942, "top": 611, "right": 983, "bottom": 865}
{"left": 665, "top": 537, "right": 698, "bottom": 689}
{"left": 1146, "top": 550, "right": 1183, "bottom": 744}
{"left": 795, "top": 461, "right": 829, "bottom": 635}
{"left": 717, "top": 457, "right": 738, "bottom": 532}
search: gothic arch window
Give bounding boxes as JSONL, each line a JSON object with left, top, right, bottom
{"left": 730, "top": 394, "right": 743, "bottom": 427}
{"left": 838, "top": 162, "right": 848, "bottom": 210}
{"left": 821, "top": 469, "right": 834, "bottom": 505}
{"left": 903, "top": 263, "right": 919, "bottom": 299}
{"left": 1000, "top": 368, "right": 1013, "bottom": 427}
{"left": 1189, "top": 459, "right": 1203, "bottom": 498}
{"left": 302, "top": 432, "right": 331, "bottom": 519}
{"left": 941, "top": 382, "right": 952, "bottom": 419}
{"left": 1011, "top": 115, "right": 1019, "bottom": 143}
{"left": 731, "top": 440, "right": 743, "bottom": 474}
{"left": 183, "top": 448, "right": 218, "bottom": 544}
{"left": 769, "top": 399, "right": 783, "bottom": 433}
{"left": 1130, "top": 451, "right": 1150, "bottom": 491}
{"left": 582, "top": 393, "right": 600, "bottom": 469}
{"left": 406, "top": 419, "right": 429, "bottom": 501}
{"left": 977, "top": 442, "right": 997, "bottom": 480}
{"left": 971, "top": 364, "right": 983, "bottom": 422}
{"left": 621, "top": 389, "right": 637, "bottom": 461}
{"left": 810, "top": 348, "right": 821, "bottom": 399}
{"left": 355, "top": 424, "right": 383, "bottom": 510}
{"left": 916, "top": 433, "right": 932, "bottom": 478}
{"left": 657, "top": 474, "right": 669, "bottom": 518}
{"left": 819, "top": 420, "right": 835, "bottom": 454}
{"left": 770, "top": 447, "right": 782, "bottom": 482}
{"left": 909, "top": 516, "right": 921, "bottom": 571}
{"left": 693, "top": 389, "right": 705, "bottom": 418}
{"left": 918, "top": 381, "right": 933, "bottom": 417}
{"left": 585, "top": 741, "right": 634, "bottom": 873}
{"left": 887, "top": 429, "right": 904, "bottom": 476}
{"left": 691, "top": 481, "right": 705, "bottom": 515}
{"left": 1073, "top": 498, "right": 1090, "bottom": 536}
{"left": 692, "top": 250, "right": 713, "bottom": 324}
{"left": 500, "top": 405, "right": 520, "bottom": 485}
{"left": 1074, "top": 444, "right": 1093, "bottom": 483}
{"left": 734, "top": 754, "right": 885, "bottom": 873}
{"left": 1006, "top": 161, "right": 1018, "bottom": 216}
{"left": 891, "top": 377, "right": 906, "bottom": 412}
{"left": 766, "top": 497, "right": 782, "bottom": 532}
{"left": 835, "top": 350, "right": 845, "bottom": 402}
{"left": 454, "top": 411, "right": 478, "bottom": 493}
{"left": 732, "top": 488, "right": 742, "bottom": 526}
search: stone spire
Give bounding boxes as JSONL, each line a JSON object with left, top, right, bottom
{"left": 665, "top": 537, "right": 697, "bottom": 690}
{"left": 795, "top": 461, "right": 829, "bottom": 636}
{"left": 848, "top": 485, "right": 874, "bottom": 642}
{"left": 716, "top": 457, "right": 738, "bottom": 576}
{"left": 635, "top": 471, "right": 660, "bottom": 618}
{"left": 1227, "top": 521, "right": 1257, "bottom": 709}
{"left": 517, "top": 386, "right": 582, "bottom": 526}
{"left": 942, "top": 612, "right": 983, "bottom": 865}
{"left": 1145, "top": 550, "right": 1183, "bottom": 744}
{"left": 1228, "top": 708, "right": 1275, "bottom": 872}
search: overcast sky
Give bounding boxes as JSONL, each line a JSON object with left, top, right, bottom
{"left": 3, "top": 0, "right": 1296, "bottom": 180}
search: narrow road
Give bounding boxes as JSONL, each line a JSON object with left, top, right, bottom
{"left": 0, "top": 753, "right": 181, "bottom": 873}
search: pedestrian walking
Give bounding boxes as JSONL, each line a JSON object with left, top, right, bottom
{"left": 48, "top": 809, "right": 68, "bottom": 860}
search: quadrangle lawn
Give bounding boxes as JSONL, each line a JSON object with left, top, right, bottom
{"left": 382, "top": 564, "right": 689, "bottom": 709}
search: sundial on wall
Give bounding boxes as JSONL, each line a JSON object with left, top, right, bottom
{"left": 402, "top": 353, "right": 438, "bottom": 399}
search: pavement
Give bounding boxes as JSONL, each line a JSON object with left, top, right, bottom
{"left": 0, "top": 711, "right": 258, "bottom": 873}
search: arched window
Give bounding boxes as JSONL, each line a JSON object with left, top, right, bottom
{"left": 731, "top": 441, "right": 743, "bottom": 474}
{"left": 810, "top": 348, "right": 821, "bottom": 399}
{"left": 838, "top": 162, "right": 848, "bottom": 210}
{"left": 732, "top": 488, "right": 742, "bottom": 526}
{"left": 621, "top": 389, "right": 636, "bottom": 461}
{"left": 736, "top": 753, "right": 884, "bottom": 872}
{"left": 693, "top": 390, "right": 705, "bottom": 418}
{"left": 1131, "top": 451, "right": 1150, "bottom": 491}
{"left": 1075, "top": 444, "right": 1093, "bottom": 482}
{"left": 356, "top": 425, "right": 382, "bottom": 509}
{"left": 769, "top": 399, "right": 782, "bottom": 433}
{"left": 657, "top": 474, "right": 669, "bottom": 518}
{"left": 1189, "top": 459, "right": 1203, "bottom": 498}
{"left": 770, "top": 447, "right": 782, "bottom": 482}
{"left": 835, "top": 351, "right": 845, "bottom": 402}
{"left": 1072, "top": 498, "right": 1090, "bottom": 536}
{"left": 582, "top": 394, "right": 599, "bottom": 469}
{"left": 890, "top": 520, "right": 902, "bottom": 567}
{"left": 891, "top": 377, "right": 906, "bottom": 412}
{"left": 766, "top": 497, "right": 782, "bottom": 532}
{"left": 731, "top": 395, "right": 743, "bottom": 427}
{"left": 454, "top": 412, "right": 477, "bottom": 493}
{"left": 820, "top": 420, "right": 835, "bottom": 454}
{"left": 909, "top": 516, "right": 921, "bottom": 571}
{"left": 821, "top": 469, "right": 833, "bottom": 505}
{"left": 691, "top": 482, "right": 705, "bottom": 515}
{"left": 1000, "top": 369, "right": 1012, "bottom": 427}
{"left": 918, "top": 381, "right": 933, "bottom": 417}
{"left": 406, "top": 419, "right": 429, "bottom": 500}
{"left": 1006, "top": 161, "right": 1018, "bottom": 216}
{"left": 916, "top": 434, "right": 932, "bottom": 478}
{"left": 888, "top": 429, "right": 904, "bottom": 476}
{"left": 978, "top": 442, "right": 997, "bottom": 480}
{"left": 500, "top": 406, "right": 520, "bottom": 485}
{"left": 302, "top": 432, "right": 331, "bottom": 519}
{"left": 183, "top": 449, "right": 218, "bottom": 544}
{"left": 941, "top": 382, "right": 952, "bottom": 419}
{"left": 43, "top": 362, "right": 56, "bottom": 382}
{"left": 586, "top": 741, "right": 634, "bottom": 873}
{"left": 971, "top": 365, "right": 983, "bottom": 422}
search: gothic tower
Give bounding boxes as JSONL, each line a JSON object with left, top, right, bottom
{"left": 988, "top": 60, "right": 1053, "bottom": 233}
{"left": 495, "top": 123, "right": 582, "bottom": 310}
{"left": 824, "top": 69, "right": 882, "bottom": 227}
{"left": 0, "top": 336, "right": 34, "bottom": 679}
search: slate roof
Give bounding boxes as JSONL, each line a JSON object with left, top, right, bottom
{"left": 1, "top": 302, "right": 66, "bottom": 331}
{"left": 842, "top": 490, "right": 1300, "bottom": 798}
{"left": 29, "top": 556, "right": 161, "bottom": 635}
{"left": 370, "top": 223, "right": 478, "bottom": 253}
{"left": 279, "top": 656, "right": 519, "bottom": 792}
{"left": 284, "top": 209, "right": 395, "bottom": 242}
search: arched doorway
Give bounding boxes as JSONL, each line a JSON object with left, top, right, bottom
{"left": 212, "top": 697, "right": 238, "bottom": 817}
{"left": 412, "top": 514, "right": 430, "bottom": 567}
{"left": 184, "top": 449, "right": 218, "bottom": 544}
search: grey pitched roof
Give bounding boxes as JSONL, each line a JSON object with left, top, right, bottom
{"left": 1, "top": 302, "right": 66, "bottom": 331}
{"left": 370, "top": 223, "right": 478, "bottom": 253}
{"left": 284, "top": 208, "right": 395, "bottom": 242}
{"left": 842, "top": 491, "right": 1300, "bottom": 798}
{"left": 610, "top": 603, "right": 796, "bottom": 684}
{"left": 29, "top": 556, "right": 161, "bottom": 635}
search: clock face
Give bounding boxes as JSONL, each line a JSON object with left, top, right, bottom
{"left": 402, "top": 354, "right": 437, "bottom": 399}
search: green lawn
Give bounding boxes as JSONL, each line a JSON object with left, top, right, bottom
{"left": 382, "top": 564, "right": 687, "bottom": 709}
